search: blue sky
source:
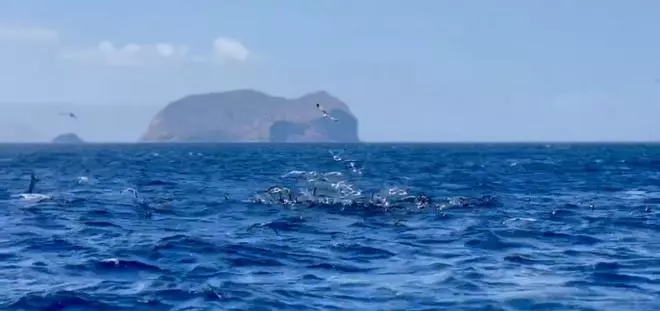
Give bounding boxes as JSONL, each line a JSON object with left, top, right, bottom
{"left": 1, "top": 0, "right": 660, "bottom": 142}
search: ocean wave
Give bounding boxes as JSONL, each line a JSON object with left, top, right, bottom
{"left": 0, "top": 144, "right": 659, "bottom": 310}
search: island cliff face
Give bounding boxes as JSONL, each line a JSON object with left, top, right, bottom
{"left": 140, "top": 90, "right": 360, "bottom": 143}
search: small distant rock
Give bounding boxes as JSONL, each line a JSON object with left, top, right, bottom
{"left": 51, "top": 133, "right": 85, "bottom": 144}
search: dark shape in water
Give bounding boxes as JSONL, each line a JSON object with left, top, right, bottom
{"left": 27, "top": 172, "right": 39, "bottom": 194}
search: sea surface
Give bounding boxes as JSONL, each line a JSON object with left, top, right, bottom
{"left": 0, "top": 143, "right": 659, "bottom": 311}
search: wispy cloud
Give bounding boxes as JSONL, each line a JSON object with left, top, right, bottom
{"left": 0, "top": 25, "right": 59, "bottom": 44}
{"left": 60, "top": 40, "right": 191, "bottom": 67}
{"left": 62, "top": 37, "right": 253, "bottom": 67}
{"left": 1, "top": 24, "right": 256, "bottom": 67}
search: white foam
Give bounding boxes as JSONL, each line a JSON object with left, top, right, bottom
{"left": 14, "top": 193, "right": 53, "bottom": 202}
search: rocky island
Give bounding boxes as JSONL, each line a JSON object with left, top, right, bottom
{"left": 51, "top": 133, "right": 85, "bottom": 144}
{"left": 140, "top": 90, "right": 360, "bottom": 143}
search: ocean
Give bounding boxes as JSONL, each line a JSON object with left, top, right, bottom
{"left": 0, "top": 143, "right": 659, "bottom": 310}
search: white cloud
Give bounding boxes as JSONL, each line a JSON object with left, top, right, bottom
{"left": 0, "top": 25, "right": 59, "bottom": 44}
{"left": 61, "top": 40, "right": 191, "bottom": 67}
{"left": 62, "top": 37, "right": 254, "bottom": 67}
{"left": 213, "top": 37, "right": 251, "bottom": 62}
{"left": 2, "top": 24, "right": 257, "bottom": 67}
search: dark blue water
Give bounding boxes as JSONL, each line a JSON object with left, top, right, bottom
{"left": 1, "top": 143, "right": 659, "bottom": 310}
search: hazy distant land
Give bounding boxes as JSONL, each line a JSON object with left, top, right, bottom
{"left": 0, "top": 89, "right": 360, "bottom": 143}
{"left": 0, "top": 103, "right": 161, "bottom": 143}
{"left": 51, "top": 133, "right": 85, "bottom": 144}
{"left": 141, "top": 89, "right": 360, "bottom": 143}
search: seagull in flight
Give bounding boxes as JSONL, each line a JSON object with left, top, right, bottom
{"left": 316, "top": 103, "right": 338, "bottom": 122}
{"left": 121, "top": 188, "right": 140, "bottom": 199}
{"left": 58, "top": 112, "right": 77, "bottom": 119}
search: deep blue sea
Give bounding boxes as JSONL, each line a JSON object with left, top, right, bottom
{"left": 0, "top": 143, "right": 659, "bottom": 311}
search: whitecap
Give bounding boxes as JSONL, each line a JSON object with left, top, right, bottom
{"left": 503, "top": 217, "right": 537, "bottom": 225}
{"left": 281, "top": 170, "right": 309, "bottom": 178}
{"left": 102, "top": 258, "right": 120, "bottom": 265}
{"left": 14, "top": 193, "right": 53, "bottom": 203}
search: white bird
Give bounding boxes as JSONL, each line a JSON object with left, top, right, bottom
{"left": 316, "top": 103, "right": 338, "bottom": 122}
{"left": 121, "top": 188, "right": 139, "bottom": 199}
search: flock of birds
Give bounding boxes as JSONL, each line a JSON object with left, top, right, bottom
{"left": 10, "top": 138, "right": 460, "bottom": 218}
{"left": 55, "top": 102, "right": 337, "bottom": 124}
{"left": 9, "top": 102, "right": 342, "bottom": 211}
{"left": 13, "top": 100, "right": 656, "bottom": 227}
{"left": 244, "top": 146, "right": 498, "bottom": 215}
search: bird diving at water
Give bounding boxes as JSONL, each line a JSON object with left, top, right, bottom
{"left": 316, "top": 103, "right": 338, "bottom": 122}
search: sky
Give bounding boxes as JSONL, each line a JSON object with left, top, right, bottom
{"left": 1, "top": 0, "right": 660, "bottom": 142}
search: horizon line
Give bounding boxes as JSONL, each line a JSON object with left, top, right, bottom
{"left": 2, "top": 140, "right": 660, "bottom": 145}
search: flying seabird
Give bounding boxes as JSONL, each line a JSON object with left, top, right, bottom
{"left": 58, "top": 112, "right": 77, "bottom": 119}
{"left": 121, "top": 188, "right": 139, "bottom": 199}
{"left": 315, "top": 103, "right": 338, "bottom": 122}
